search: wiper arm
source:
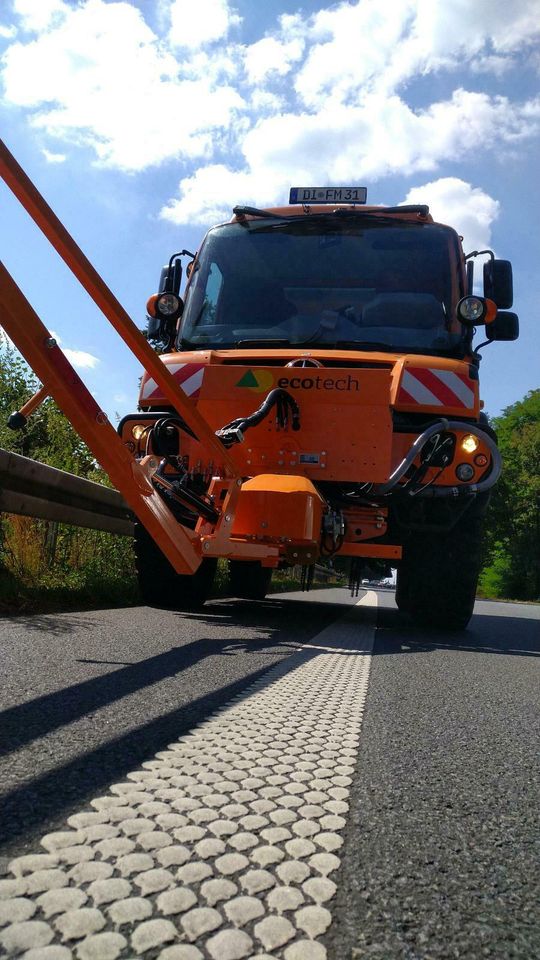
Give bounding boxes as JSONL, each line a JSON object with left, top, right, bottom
{"left": 335, "top": 340, "right": 394, "bottom": 351}
{"left": 233, "top": 206, "right": 291, "bottom": 221}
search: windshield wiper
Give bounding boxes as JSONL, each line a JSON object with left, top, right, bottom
{"left": 233, "top": 206, "right": 291, "bottom": 221}
{"left": 235, "top": 338, "right": 291, "bottom": 347}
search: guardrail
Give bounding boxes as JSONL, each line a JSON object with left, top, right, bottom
{"left": 0, "top": 448, "right": 134, "bottom": 536}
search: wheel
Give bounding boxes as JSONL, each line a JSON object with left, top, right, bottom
{"left": 398, "top": 505, "right": 486, "bottom": 630}
{"left": 228, "top": 560, "right": 273, "bottom": 600}
{"left": 134, "top": 523, "right": 216, "bottom": 610}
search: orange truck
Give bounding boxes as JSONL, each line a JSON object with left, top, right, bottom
{"left": 0, "top": 148, "right": 518, "bottom": 630}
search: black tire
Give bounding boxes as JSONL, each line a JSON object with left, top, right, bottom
{"left": 134, "top": 523, "right": 216, "bottom": 610}
{"left": 397, "top": 506, "right": 486, "bottom": 630}
{"left": 228, "top": 560, "right": 273, "bottom": 600}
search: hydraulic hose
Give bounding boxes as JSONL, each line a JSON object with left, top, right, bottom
{"left": 377, "top": 419, "right": 502, "bottom": 497}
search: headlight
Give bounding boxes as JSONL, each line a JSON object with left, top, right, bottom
{"left": 461, "top": 433, "right": 480, "bottom": 454}
{"left": 458, "top": 296, "right": 486, "bottom": 324}
{"left": 132, "top": 424, "right": 146, "bottom": 440}
{"left": 157, "top": 293, "right": 181, "bottom": 316}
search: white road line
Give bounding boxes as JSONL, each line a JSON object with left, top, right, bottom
{"left": 0, "top": 594, "right": 377, "bottom": 960}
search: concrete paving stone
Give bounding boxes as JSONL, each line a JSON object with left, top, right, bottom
{"left": 176, "top": 863, "right": 213, "bottom": 885}
{"left": 297, "top": 805, "right": 325, "bottom": 820}
{"left": 248, "top": 799, "right": 277, "bottom": 816}
{"left": 224, "top": 896, "right": 265, "bottom": 926}
{"left": 37, "top": 889, "right": 88, "bottom": 918}
{"left": 103, "top": 807, "right": 138, "bottom": 824}
{"left": 294, "top": 904, "right": 332, "bottom": 937}
{"left": 93, "top": 838, "right": 135, "bottom": 859}
{"left": 118, "top": 818, "right": 155, "bottom": 837}
{"left": 214, "top": 853, "right": 249, "bottom": 876}
{"left": 156, "top": 888, "right": 197, "bottom": 916}
{"left": 134, "top": 868, "right": 175, "bottom": 895}
{"left": 313, "top": 832, "right": 343, "bottom": 853}
{"left": 227, "top": 833, "right": 258, "bottom": 852}
{"left": 193, "top": 838, "right": 225, "bottom": 860}
{"left": 107, "top": 897, "right": 153, "bottom": 925}
{"left": 207, "top": 819, "right": 239, "bottom": 838}
{"left": 284, "top": 838, "right": 316, "bottom": 859}
{"left": 173, "top": 826, "right": 206, "bottom": 844}
{"left": 116, "top": 853, "right": 155, "bottom": 877}
{"left": 318, "top": 815, "right": 346, "bottom": 831}
{"left": 302, "top": 792, "right": 329, "bottom": 805}
{"left": 54, "top": 908, "right": 106, "bottom": 941}
{"left": 323, "top": 800, "right": 348, "bottom": 815}
{"left": 188, "top": 808, "right": 221, "bottom": 825}
{"left": 113, "top": 791, "right": 151, "bottom": 806}
{"left": 90, "top": 797, "right": 128, "bottom": 811}
{"left": 68, "top": 862, "right": 113, "bottom": 884}
{"left": 80, "top": 824, "right": 119, "bottom": 843}
{"left": 206, "top": 928, "right": 253, "bottom": 960}
{"left": 253, "top": 915, "right": 295, "bottom": 951}
{"left": 266, "top": 775, "right": 288, "bottom": 787}
{"left": 268, "top": 809, "right": 297, "bottom": 827}
{"left": 56, "top": 846, "right": 95, "bottom": 867}
{"left": 75, "top": 931, "right": 127, "bottom": 960}
{"left": 260, "top": 827, "right": 291, "bottom": 844}
{"left": 25, "top": 871, "right": 68, "bottom": 895}
{"left": 307, "top": 853, "right": 341, "bottom": 876}
{"left": 238, "top": 815, "right": 268, "bottom": 832}
{"left": 200, "top": 878, "right": 238, "bottom": 906}
{"left": 131, "top": 918, "right": 177, "bottom": 953}
{"left": 185, "top": 784, "right": 214, "bottom": 798}
{"left": 157, "top": 947, "right": 204, "bottom": 960}
{"left": 301, "top": 876, "right": 337, "bottom": 904}
{"left": 283, "top": 939, "right": 327, "bottom": 959}
{"left": 250, "top": 846, "right": 285, "bottom": 867}
{"left": 87, "top": 878, "right": 132, "bottom": 906}
{"left": 181, "top": 906, "right": 223, "bottom": 941}
{"left": 202, "top": 794, "right": 230, "bottom": 808}
{"left": 155, "top": 815, "right": 187, "bottom": 831}
{"left": 220, "top": 804, "right": 249, "bottom": 820}
{"left": 9, "top": 856, "right": 58, "bottom": 877}
{"left": 291, "top": 820, "right": 320, "bottom": 839}
{"left": 276, "top": 796, "right": 304, "bottom": 810}
{"left": 258, "top": 787, "right": 282, "bottom": 800}
{"left": 239, "top": 870, "right": 275, "bottom": 895}
{"left": 265, "top": 886, "right": 305, "bottom": 913}
{"left": 330, "top": 775, "right": 352, "bottom": 787}
{"left": 171, "top": 799, "right": 201, "bottom": 813}
{"left": 22, "top": 947, "right": 72, "bottom": 960}
{"left": 0, "top": 897, "right": 36, "bottom": 926}
{"left": 239, "top": 778, "right": 264, "bottom": 790}
{"left": 137, "top": 831, "right": 173, "bottom": 851}
{"left": 230, "top": 791, "right": 257, "bottom": 804}
{"left": 40, "top": 832, "right": 84, "bottom": 852}
{"left": 275, "top": 861, "right": 311, "bottom": 885}
{"left": 157, "top": 845, "right": 192, "bottom": 868}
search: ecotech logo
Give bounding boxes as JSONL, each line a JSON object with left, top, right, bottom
{"left": 236, "top": 369, "right": 360, "bottom": 393}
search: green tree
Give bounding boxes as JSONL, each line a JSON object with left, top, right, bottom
{"left": 480, "top": 389, "right": 540, "bottom": 600}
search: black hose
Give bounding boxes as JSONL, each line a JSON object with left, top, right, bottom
{"left": 217, "top": 388, "right": 300, "bottom": 447}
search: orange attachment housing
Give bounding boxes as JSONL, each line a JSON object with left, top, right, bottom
{"left": 231, "top": 475, "right": 325, "bottom": 546}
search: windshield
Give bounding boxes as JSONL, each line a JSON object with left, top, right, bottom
{"left": 179, "top": 217, "right": 466, "bottom": 353}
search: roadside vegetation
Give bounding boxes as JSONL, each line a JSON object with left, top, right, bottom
{"left": 1, "top": 340, "right": 537, "bottom": 613}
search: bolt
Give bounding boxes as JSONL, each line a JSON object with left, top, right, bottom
{"left": 261, "top": 521, "right": 268, "bottom": 528}
{"left": 96, "top": 412, "right": 108, "bottom": 425}
{"left": 236, "top": 478, "right": 242, "bottom": 486}
{"left": 321, "top": 450, "right": 327, "bottom": 455}
{"left": 148, "top": 458, "right": 157, "bottom": 468}
{"left": 225, "top": 514, "right": 232, "bottom": 522}
{"left": 203, "top": 542, "right": 210, "bottom": 551}
{"left": 44, "top": 337, "right": 57, "bottom": 349}
{"left": 292, "top": 552, "right": 298, "bottom": 558}
{"left": 278, "top": 460, "right": 284, "bottom": 466}
{"left": 307, "top": 553, "right": 312, "bottom": 559}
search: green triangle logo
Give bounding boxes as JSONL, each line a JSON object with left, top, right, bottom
{"left": 236, "top": 370, "right": 259, "bottom": 387}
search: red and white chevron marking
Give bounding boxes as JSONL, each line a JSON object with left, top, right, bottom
{"left": 398, "top": 367, "right": 475, "bottom": 409}
{"left": 140, "top": 362, "right": 205, "bottom": 401}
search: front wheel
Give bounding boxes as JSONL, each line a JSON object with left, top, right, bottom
{"left": 228, "top": 560, "right": 273, "bottom": 600}
{"left": 134, "top": 523, "right": 216, "bottom": 610}
{"left": 397, "top": 507, "right": 486, "bottom": 630}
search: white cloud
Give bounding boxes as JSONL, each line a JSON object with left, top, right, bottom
{"left": 168, "top": 0, "right": 241, "bottom": 49}
{"left": 12, "top": 0, "right": 67, "bottom": 33}
{"left": 50, "top": 331, "right": 100, "bottom": 369}
{"left": 244, "top": 36, "right": 304, "bottom": 85}
{"left": 163, "top": 88, "right": 538, "bottom": 224}
{"left": 401, "top": 178, "right": 499, "bottom": 255}
{"left": 2, "top": 0, "right": 244, "bottom": 171}
{"left": 42, "top": 148, "right": 66, "bottom": 163}
{"left": 0, "top": 23, "right": 17, "bottom": 38}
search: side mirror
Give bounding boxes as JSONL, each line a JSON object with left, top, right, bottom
{"left": 486, "top": 311, "right": 519, "bottom": 342}
{"left": 483, "top": 259, "right": 513, "bottom": 308}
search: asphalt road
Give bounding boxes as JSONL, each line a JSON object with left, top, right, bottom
{"left": 1, "top": 588, "right": 538, "bottom": 959}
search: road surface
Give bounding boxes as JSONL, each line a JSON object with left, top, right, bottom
{"left": 0, "top": 588, "right": 538, "bottom": 959}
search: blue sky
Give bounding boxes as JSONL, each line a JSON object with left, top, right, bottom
{"left": 1, "top": 0, "right": 539, "bottom": 422}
